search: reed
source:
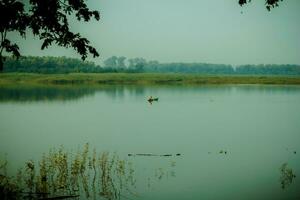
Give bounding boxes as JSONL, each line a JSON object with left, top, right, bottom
{"left": 0, "top": 144, "right": 136, "bottom": 200}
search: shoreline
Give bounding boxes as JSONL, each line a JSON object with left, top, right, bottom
{"left": 1, "top": 73, "right": 300, "bottom": 86}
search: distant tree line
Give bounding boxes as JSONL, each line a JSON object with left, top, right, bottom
{"left": 3, "top": 56, "right": 300, "bottom": 75}
{"left": 3, "top": 56, "right": 103, "bottom": 73}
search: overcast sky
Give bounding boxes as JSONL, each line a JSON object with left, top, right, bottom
{"left": 8, "top": 0, "right": 300, "bottom": 65}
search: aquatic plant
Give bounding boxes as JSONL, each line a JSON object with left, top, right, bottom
{"left": 0, "top": 144, "right": 136, "bottom": 200}
{"left": 0, "top": 160, "right": 23, "bottom": 200}
{"left": 279, "top": 163, "right": 296, "bottom": 189}
{"left": 0, "top": 144, "right": 178, "bottom": 199}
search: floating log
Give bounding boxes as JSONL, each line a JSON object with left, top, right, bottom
{"left": 128, "top": 153, "right": 181, "bottom": 157}
{"left": 161, "top": 154, "right": 172, "bottom": 157}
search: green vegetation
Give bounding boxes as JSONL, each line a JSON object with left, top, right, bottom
{"left": 0, "top": 0, "right": 100, "bottom": 71}
{"left": 3, "top": 56, "right": 300, "bottom": 75}
{"left": 1, "top": 73, "right": 300, "bottom": 86}
{"left": 279, "top": 163, "right": 296, "bottom": 190}
{"left": 0, "top": 144, "right": 177, "bottom": 200}
{"left": 0, "top": 144, "right": 136, "bottom": 200}
{"left": 1, "top": 57, "right": 300, "bottom": 86}
{"left": 3, "top": 56, "right": 102, "bottom": 73}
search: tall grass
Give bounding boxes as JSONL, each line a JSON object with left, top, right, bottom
{"left": 1, "top": 73, "right": 300, "bottom": 85}
{"left": 0, "top": 144, "right": 136, "bottom": 200}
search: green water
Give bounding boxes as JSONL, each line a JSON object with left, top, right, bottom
{"left": 0, "top": 85, "right": 299, "bottom": 199}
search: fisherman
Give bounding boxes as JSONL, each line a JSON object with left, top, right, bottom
{"left": 148, "top": 96, "right": 153, "bottom": 102}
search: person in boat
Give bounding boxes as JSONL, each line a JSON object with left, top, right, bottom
{"left": 148, "top": 96, "right": 153, "bottom": 102}
{"left": 148, "top": 96, "right": 159, "bottom": 102}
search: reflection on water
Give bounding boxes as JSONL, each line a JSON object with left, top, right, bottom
{"left": 1, "top": 85, "right": 300, "bottom": 103}
{"left": 0, "top": 144, "right": 177, "bottom": 200}
{"left": 0, "top": 86, "right": 96, "bottom": 102}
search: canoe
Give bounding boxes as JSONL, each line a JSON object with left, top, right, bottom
{"left": 148, "top": 97, "right": 159, "bottom": 101}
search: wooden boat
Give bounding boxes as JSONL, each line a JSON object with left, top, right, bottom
{"left": 148, "top": 97, "right": 159, "bottom": 102}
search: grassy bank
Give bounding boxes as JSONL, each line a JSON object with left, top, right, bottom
{"left": 1, "top": 73, "right": 300, "bottom": 86}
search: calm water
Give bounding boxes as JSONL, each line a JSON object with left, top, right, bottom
{"left": 0, "top": 85, "right": 300, "bottom": 199}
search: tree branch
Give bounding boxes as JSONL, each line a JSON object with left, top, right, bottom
{"left": 0, "top": 29, "right": 7, "bottom": 55}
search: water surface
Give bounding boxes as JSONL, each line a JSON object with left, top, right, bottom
{"left": 0, "top": 85, "right": 299, "bottom": 199}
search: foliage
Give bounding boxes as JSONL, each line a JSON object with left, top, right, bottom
{"left": 235, "top": 64, "right": 300, "bottom": 75}
{"left": 0, "top": 160, "right": 23, "bottom": 200}
{"left": 239, "top": 0, "right": 284, "bottom": 11}
{"left": 0, "top": 144, "right": 136, "bottom": 200}
{"left": 3, "top": 56, "right": 300, "bottom": 75}
{"left": 3, "top": 56, "right": 103, "bottom": 73}
{"left": 0, "top": 0, "right": 100, "bottom": 71}
{"left": 279, "top": 163, "right": 296, "bottom": 189}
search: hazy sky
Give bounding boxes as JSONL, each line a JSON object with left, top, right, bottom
{"left": 8, "top": 0, "right": 300, "bottom": 65}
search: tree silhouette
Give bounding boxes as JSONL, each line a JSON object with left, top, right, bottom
{"left": 0, "top": 0, "right": 100, "bottom": 72}
{"left": 239, "top": 0, "right": 283, "bottom": 11}
{"left": 0, "top": 0, "right": 285, "bottom": 72}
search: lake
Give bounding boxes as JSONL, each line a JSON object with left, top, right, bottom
{"left": 0, "top": 84, "right": 299, "bottom": 200}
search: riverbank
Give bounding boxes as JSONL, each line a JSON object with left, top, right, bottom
{"left": 1, "top": 73, "right": 300, "bottom": 85}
